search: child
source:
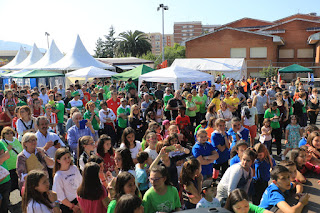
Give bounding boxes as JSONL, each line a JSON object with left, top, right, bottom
{"left": 120, "top": 127, "right": 142, "bottom": 164}
{"left": 194, "top": 120, "right": 207, "bottom": 139}
{"left": 31, "top": 99, "right": 44, "bottom": 118}
{"left": 252, "top": 143, "right": 275, "bottom": 205}
{"left": 114, "top": 194, "right": 143, "bottom": 213}
{"left": 259, "top": 165, "right": 309, "bottom": 212}
{"left": 48, "top": 93, "right": 56, "bottom": 108}
{"left": 88, "top": 155, "right": 114, "bottom": 191}
{"left": 284, "top": 115, "right": 303, "bottom": 160}
{"left": 211, "top": 118, "right": 230, "bottom": 177}
{"left": 161, "top": 120, "right": 170, "bottom": 138}
{"left": 196, "top": 180, "right": 220, "bottom": 209}
{"left": 77, "top": 162, "right": 109, "bottom": 213}
{"left": 279, "top": 160, "right": 303, "bottom": 194}
{"left": 96, "top": 135, "right": 116, "bottom": 174}
{"left": 135, "top": 152, "right": 149, "bottom": 196}
{"left": 107, "top": 171, "right": 139, "bottom": 213}
{"left": 301, "top": 145, "right": 320, "bottom": 167}
{"left": 2, "top": 89, "right": 15, "bottom": 119}
{"left": 180, "top": 158, "right": 202, "bottom": 209}
{"left": 299, "top": 124, "right": 319, "bottom": 147}
{"left": 44, "top": 104, "right": 58, "bottom": 133}
{"left": 22, "top": 170, "right": 60, "bottom": 213}
{"left": 307, "top": 131, "right": 320, "bottom": 159}
{"left": 228, "top": 117, "right": 250, "bottom": 150}
{"left": 216, "top": 149, "right": 256, "bottom": 205}
{"left": 192, "top": 129, "right": 219, "bottom": 180}
{"left": 293, "top": 92, "right": 308, "bottom": 128}
{"left": 114, "top": 148, "right": 136, "bottom": 177}
{"left": 259, "top": 118, "right": 272, "bottom": 153}
{"left": 230, "top": 142, "right": 248, "bottom": 166}
{"left": 77, "top": 136, "right": 95, "bottom": 172}
{"left": 225, "top": 188, "right": 269, "bottom": 213}
{"left": 144, "top": 132, "right": 158, "bottom": 161}
{"left": 52, "top": 148, "right": 82, "bottom": 213}
{"left": 175, "top": 106, "right": 190, "bottom": 131}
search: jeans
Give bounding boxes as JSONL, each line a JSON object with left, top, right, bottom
{"left": 0, "top": 180, "right": 11, "bottom": 213}
{"left": 271, "top": 128, "right": 282, "bottom": 155}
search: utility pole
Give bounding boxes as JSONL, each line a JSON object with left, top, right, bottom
{"left": 45, "top": 32, "right": 50, "bottom": 49}
{"left": 157, "top": 4, "right": 168, "bottom": 63}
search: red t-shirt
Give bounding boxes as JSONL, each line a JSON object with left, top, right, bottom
{"left": 0, "top": 112, "right": 12, "bottom": 127}
{"left": 176, "top": 115, "right": 190, "bottom": 130}
{"left": 98, "top": 152, "right": 115, "bottom": 173}
{"left": 82, "top": 92, "right": 91, "bottom": 107}
{"left": 77, "top": 186, "right": 107, "bottom": 213}
{"left": 107, "top": 98, "right": 120, "bottom": 116}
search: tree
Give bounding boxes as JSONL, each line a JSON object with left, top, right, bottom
{"left": 116, "top": 30, "right": 151, "bottom": 57}
{"left": 94, "top": 37, "right": 105, "bottom": 58}
{"left": 104, "top": 25, "right": 116, "bottom": 58}
{"left": 164, "top": 43, "right": 185, "bottom": 66}
{"left": 260, "top": 66, "right": 278, "bottom": 78}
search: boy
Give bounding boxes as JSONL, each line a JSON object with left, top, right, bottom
{"left": 196, "top": 180, "right": 220, "bottom": 209}
{"left": 117, "top": 98, "right": 130, "bottom": 138}
{"left": 279, "top": 160, "right": 303, "bottom": 194}
{"left": 192, "top": 129, "right": 219, "bottom": 180}
{"left": 54, "top": 92, "right": 65, "bottom": 137}
{"left": 135, "top": 151, "right": 149, "bottom": 196}
{"left": 175, "top": 106, "right": 190, "bottom": 131}
{"left": 259, "top": 165, "right": 309, "bottom": 212}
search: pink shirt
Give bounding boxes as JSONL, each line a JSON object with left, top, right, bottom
{"left": 77, "top": 186, "right": 107, "bottom": 213}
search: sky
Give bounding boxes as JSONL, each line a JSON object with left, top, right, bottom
{"left": 0, "top": 0, "right": 319, "bottom": 55}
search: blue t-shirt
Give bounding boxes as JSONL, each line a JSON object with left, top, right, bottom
{"left": 253, "top": 158, "right": 276, "bottom": 182}
{"left": 299, "top": 137, "right": 307, "bottom": 147}
{"left": 211, "top": 131, "right": 230, "bottom": 164}
{"left": 230, "top": 155, "right": 240, "bottom": 166}
{"left": 192, "top": 142, "right": 215, "bottom": 176}
{"left": 135, "top": 165, "right": 149, "bottom": 191}
{"left": 228, "top": 127, "right": 250, "bottom": 150}
{"left": 259, "top": 183, "right": 293, "bottom": 210}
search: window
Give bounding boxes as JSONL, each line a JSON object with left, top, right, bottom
{"left": 297, "top": 49, "right": 313, "bottom": 58}
{"left": 189, "top": 33, "right": 194, "bottom": 36}
{"left": 155, "top": 35, "right": 160, "bottom": 41}
{"left": 250, "top": 47, "right": 267, "bottom": 58}
{"left": 182, "top": 25, "right": 188, "bottom": 28}
{"left": 156, "top": 45, "right": 160, "bottom": 48}
{"left": 182, "top": 34, "right": 187, "bottom": 36}
{"left": 189, "top": 25, "right": 194, "bottom": 28}
{"left": 156, "top": 41, "right": 160, "bottom": 45}
{"left": 279, "top": 49, "right": 294, "bottom": 58}
{"left": 230, "top": 48, "right": 246, "bottom": 58}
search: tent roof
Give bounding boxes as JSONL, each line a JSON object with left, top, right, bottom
{"left": 11, "top": 44, "right": 43, "bottom": 70}
{"left": 112, "top": 64, "right": 155, "bottom": 81}
{"left": 11, "top": 70, "right": 64, "bottom": 78}
{"left": 65, "top": 66, "right": 116, "bottom": 79}
{"left": 171, "top": 58, "right": 246, "bottom": 72}
{"left": 279, "top": 64, "right": 313, "bottom": 73}
{"left": 45, "top": 35, "right": 115, "bottom": 71}
{"left": 1, "top": 46, "right": 28, "bottom": 69}
{"left": 27, "top": 40, "right": 64, "bottom": 69}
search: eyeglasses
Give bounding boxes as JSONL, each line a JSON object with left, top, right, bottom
{"left": 88, "top": 142, "right": 95, "bottom": 146}
{"left": 5, "top": 132, "right": 13, "bottom": 135}
{"left": 247, "top": 102, "right": 252, "bottom": 104}
{"left": 149, "top": 177, "right": 164, "bottom": 182}
{"left": 7, "top": 105, "right": 15, "bottom": 107}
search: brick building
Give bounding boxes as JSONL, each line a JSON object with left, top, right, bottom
{"left": 185, "top": 13, "right": 320, "bottom": 78}
{"left": 147, "top": 33, "right": 174, "bottom": 55}
{"left": 174, "top": 22, "right": 203, "bottom": 44}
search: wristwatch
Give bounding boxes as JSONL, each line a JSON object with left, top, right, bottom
{"left": 52, "top": 200, "right": 60, "bottom": 208}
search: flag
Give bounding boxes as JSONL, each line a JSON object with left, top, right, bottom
{"left": 157, "top": 60, "right": 168, "bottom": 69}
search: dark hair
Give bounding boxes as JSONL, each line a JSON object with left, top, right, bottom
{"left": 115, "top": 148, "right": 135, "bottom": 171}
{"left": 288, "top": 114, "right": 299, "bottom": 124}
{"left": 22, "top": 170, "right": 52, "bottom": 213}
{"left": 88, "top": 154, "right": 104, "bottom": 165}
{"left": 121, "top": 127, "right": 136, "bottom": 149}
{"left": 270, "top": 165, "right": 290, "bottom": 181}
{"left": 212, "top": 91, "right": 221, "bottom": 99}
{"left": 289, "top": 148, "right": 306, "bottom": 169}
{"left": 279, "top": 160, "right": 296, "bottom": 168}
{"left": 77, "top": 136, "right": 94, "bottom": 167}
{"left": 180, "top": 158, "right": 201, "bottom": 186}
{"left": 242, "top": 148, "right": 257, "bottom": 162}
{"left": 166, "top": 133, "right": 179, "bottom": 145}
{"left": 97, "top": 134, "right": 113, "bottom": 157}
{"left": 136, "top": 151, "right": 149, "bottom": 164}
{"left": 115, "top": 172, "right": 139, "bottom": 201}
{"left": 98, "top": 92, "right": 104, "bottom": 101}
{"left": 225, "top": 189, "right": 248, "bottom": 213}
{"left": 151, "top": 165, "right": 171, "bottom": 186}
{"left": 230, "top": 142, "right": 248, "bottom": 158}
{"left": 114, "top": 194, "right": 142, "bottom": 213}
{"left": 307, "top": 131, "right": 320, "bottom": 148}
{"left": 53, "top": 148, "right": 73, "bottom": 176}
{"left": 77, "top": 162, "right": 104, "bottom": 200}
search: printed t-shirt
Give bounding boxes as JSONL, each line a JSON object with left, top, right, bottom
{"left": 117, "top": 106, "right": 130, "bottom": 128}
{"left": 264, "top": 108, "right": 280, "bottom": 129}
{"left": 176, "top": 115, "right": 190, "bottom": 130}
{"left": 107, "top": 98, "right": 120, "bottom": 116}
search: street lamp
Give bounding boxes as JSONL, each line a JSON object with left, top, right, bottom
{"left": 157, "top": 4, "right": 168, "bottom": 63}
{"left": 45, "top": 32, "right": 50, "bottom": 49}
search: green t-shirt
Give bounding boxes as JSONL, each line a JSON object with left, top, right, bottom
{"left": 55, "top": 101, "right": 65, "bottom": 123}
{"left": 118, "top": 87, "right": 126, "bottom": 92}
{"left": 107, "top": 199, "right": 116, "bottom": 213}
{"left": 103, "top": 85, "right": 110, "bottom": 94}
{"left": 192, "top": 95, "right": 202, "bottom": 113}
{"left": 117, "top": 106, "right": 130, "bottom": 128}
{"left": 198, "top": 94, "right": 207, "bottom": 113}
{"left": 186, "top": 100, "right": 196, "bottom": 117}
{"left": 249, "top": 203, "right": 266, "bottom": 213}
{"left": 0, "top": 142, "right": 11, "bottom": 184}
{"left": 264, "top": 108, "right": 280, "bottom": 129}
{"left": 83, "top": 110, "right": 100, "bottom": 131}
{"left": 141, "top": 138, "right": 147, "bottom": 150}
{"left": 88, "top": 100, "right": 101, "bottom": 111}
{"left": 17, "top": 99, "right": 27, "bottom": 107}
{"left": 143, "top": 186, "right": 181, "bottom": 213}
{"left": 1, "top": 138, "right": 23, "bottom": 170}
{"left": 125, "top": 82, "right": 137, "bottom": 92}
{"left": 164, "top": 94, "right": 174, "bottom": 112}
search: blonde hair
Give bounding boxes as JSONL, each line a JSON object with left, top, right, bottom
{"left": 21, "top": 133, "right": 37, "bottom": 149}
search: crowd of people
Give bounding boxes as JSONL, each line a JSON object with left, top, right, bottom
{"left": 0, "top": 75, "right": 319, "bottom": 213}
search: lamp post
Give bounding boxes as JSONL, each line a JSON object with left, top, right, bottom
{"left": 45, "top": 32, "right": 50, "bottom": 49}
{"left": 157, "top": 4, "right": 168, "bottom": 63}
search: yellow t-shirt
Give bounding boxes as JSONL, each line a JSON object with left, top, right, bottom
{"left": 210, "top": 98, "right": 221, "bottom": 112}
{"left": 232, "top": 97, "right": 240, "bottom": 107}
{"left": 224, "top": 97, "right": 233, "bottom": 107}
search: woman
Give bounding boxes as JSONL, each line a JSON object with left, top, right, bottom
{"left": 155, "top": 99, "right": 163, "bottom": 124}
{"left": 217, "top": 101, "right": 232, "bottom": 130}
{"left": 128, "top": 104, "right": 146, "bottom": 142}
{"left": 186, "top": 94, "right": 197, "bottom": 126}
{"left": 84, "top": 102, "right": 100, "bottom": 132}
{"left": 16, "top": 133, "right": 54, "bottom": 189}
{"left": 210, "top": 91, "right": 221, "bottom": 113}
{"left": 143, "top": 165, "right": 181, "bottom": 213}
{"left": 308, "top": 88, "right": 319, "bottom": 125}
{"left": 275, "top": 92, "right": 289, "bottom": 131}
{"left": 224, "top": 91, "right": 237, "bottom": 113}
{"left": 99, "top": 100, "right": 117, "bottom": 146}
{"left": 206, "top": 103, "right": 217, "bottom": 122}
{"left": 65, "top": 107, "right": 79, "bottom": 132}
{"left": 264, "top": 101, "right": 282, "bottom": 156}
{"left": 0, "top": 127, "right": 23, "bottom": 192}
{"left": 16, "top": 106, "right": 36, "bottom": 142}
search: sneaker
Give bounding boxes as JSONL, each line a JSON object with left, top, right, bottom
{"left": 281, "top": 154, "right": 286, "bottom": 160}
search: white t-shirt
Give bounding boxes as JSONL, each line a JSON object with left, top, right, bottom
{"left": 217, "top": 109, "right": 232, "bottom": 129}
{"left": 120, "top": 141, "right": 141, "bottom": 160}
{"left": 241, "top": 106, "right": 258, "bottom": 126}
{"left": 27, "top": 199, "right": 53, "bottom": 213}
{"left": 214, "top": 83, "right": 222, "bottom": 91}
{"left": 52, "top": 165, "right": 82, "bottom": 202}
{"left": 144, "top": 147, "right": 158, "bottom": 161}
{"left": 196, "top": 197, "right": 221, "bottom": 209}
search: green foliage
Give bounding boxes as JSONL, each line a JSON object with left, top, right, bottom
{"left": 164, "top": 43, "right": 185, "bottom": 66}
{"left": 94, "top": 26, "right": 117, "bottom": 58}
{"left": 115, "top": 30, "right": 151, "bottom": 57}
{"left": 260, "top": 66, "right": 278, "bottom": 78}
{"left": 140, "top": 52, "right": 161, "bottom": 69}
{"left": 94, "top": 37, "right": 105, "bottom": 58}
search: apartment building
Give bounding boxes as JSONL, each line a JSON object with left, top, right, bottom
{"left": 147, "top": 33, "right": 174, "bottom": 55}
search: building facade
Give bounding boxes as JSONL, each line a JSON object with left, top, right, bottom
{"left": 147, "top": 33, "right": 174, "bottom": 55}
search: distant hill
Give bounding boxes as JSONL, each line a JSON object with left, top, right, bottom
{"left": 0, "top": 40, "right": 46, "bottom": 53}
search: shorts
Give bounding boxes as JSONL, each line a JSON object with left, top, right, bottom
{"left": 244, "top": 125, "right": 257, "bottom": 139}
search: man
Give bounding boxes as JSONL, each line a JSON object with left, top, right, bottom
{"left": 141, "top": 93, "right": 151, "bottom": 114}
{"left": 67, "top": 112, "right": 95, "bottom": 156}
{"left": 191, "top": 89, "right": 202, "bottom": 125}
{"left": 58, "top": 84, "right": 65, "bottom": 98}
{"left": 154, "top": 84, "right": 164, "bottom": 100}
{"left": 54, "top": 92, "right": 65, "bottom": 136}
{"left": 182, "top": 83, "right": 192, "bottom": 93}
{"left": 103, "top": 80, "right": 111, "bottom": 95}
{"left": 67, "top": 91, "right": 84, "bottom": 113}
{"left": 125, "top": 78, "right": 137, "bottom": 92}
{"left": 163, "top": 87, "right": 174, "bottom": 120}
{"left": 35, "top": 116, "right": 65, "bottom": 159}
{"left": 267, "top": 83, "right": 277, "bottom": 102}
{"left": 107, "top": 90, "right": 120, "bottom": 116}
{"left": 167, "top": 90, "right": 185, "bottom": 120}
{"left": 241, "top": 78, "right": 249, "bottom": 98}
{"left": 253, "top": 87, "right": 269, "bottom": 132}
{"left": 117, "top": 98, "right": 130, "bottom": 139}
{"left": 214, "top": 80, "right": 222, "bottom": 92}
{"left": 64, "top": 89, "right": 72, "bottom": 108}
{"left": 0, "top": 101, "right": 15, "bottom": 132}
{"left": 39, "top": 87, "right": 49, "bottom": 106}
{"left": 89, "top": 92, "right": 101, "bottom": 111}
{"left": 198, "top": 88, "right": 207, "bottom": 123}
{"left": 241, "top": 98, "right": 258, "bottom": 147}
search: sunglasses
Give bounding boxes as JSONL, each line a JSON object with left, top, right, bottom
{"left": 7, "top": 105, "right": 15, "bottom": 107}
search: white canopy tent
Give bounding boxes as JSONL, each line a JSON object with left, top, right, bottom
{"left": 1, "top": 46, "right": 28, "bottom": 69}
{"left": 171, "top": 58, "right": 247, "bottom": 80}
{"left": 11, "top": 44, "right": 44, "bottom": 70}
{"left": 65, "top": 66, "right": 116, "bottom": 86}
{"left": 27, "top": 40, "right": 64, "bottom": 69}
{"left": 138, "top": 65, "right": 214, "bottom": 91}
{"left": 45, "top": 35, "right": 115, "bottom": 71}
